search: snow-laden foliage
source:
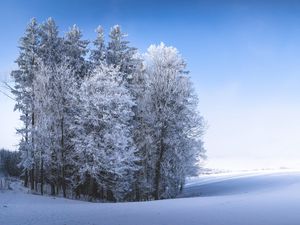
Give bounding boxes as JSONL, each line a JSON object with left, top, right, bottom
{"left": 11, "top": 18, "right": 205, "bottom": 202}
{"left": 141, "top": 43, "right": 205, "bottom": 199}
{"left": 90, "top": 26, "right": 106, "bottom": 66}
{"left": 71, "top": 64, "right": 138, "bottom": 201}
{"left": 34, "top": 60, "right": 77, "bottom": 196}
{"left": 11, "top": 18, "right": 40, "bottom": 188}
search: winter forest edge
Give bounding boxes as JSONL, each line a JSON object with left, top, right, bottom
{"left": 8, "top": 18, "right": 205, "bottom": 202}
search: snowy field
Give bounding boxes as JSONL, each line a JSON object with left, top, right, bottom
{"left": 1, "top": 170, "right": 300, "bottom": 225}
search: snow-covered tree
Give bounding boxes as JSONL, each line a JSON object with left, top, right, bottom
{"left": 38, "top": 18, "right": 62, "bottom": 64}
{"left": 90, "top": 26, "right": 106, "bottom": 67}
{"left": 107, "top": 25, "right": 140, "bottom": 84}
{"left": 63, "top": 25, "right": 89, "bottom": 79}
{"left": 72, "top": 63, "right": 138, "bottom": 201}
{"left": 34, "top": 59, "right": 78, "bottom": 196}
{"left": 131, "top": 65, "right": 157, "bottom": 200}
{"left": 33, "top": 61, "right": 53, "bottom": 195}
{"left": 143, "top": 43, "right": 205, "bottom": 199}
{"left": 11, "top": 18, "right": 40, "bottom": 189}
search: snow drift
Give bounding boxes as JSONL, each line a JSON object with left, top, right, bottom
{"left": 1, "top": 170, "right": 300, "bottom": 225}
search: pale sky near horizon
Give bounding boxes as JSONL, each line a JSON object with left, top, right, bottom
{"left": 1, "top": 0, "right": 300, "bottom": 170}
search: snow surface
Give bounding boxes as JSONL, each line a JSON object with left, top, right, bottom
{"left": 1, "top": 170, "right": 300, "bottom": 225}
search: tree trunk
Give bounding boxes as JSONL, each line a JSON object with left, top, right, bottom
{"left": 51, "top": 183, "right": 55, "bottom": 196}
{"left": 179, "top": 180, "right": 184, "bottom": 192}
{"left": 107, "top": 189, "right": 114, "bottom": 202}
{"left": 30, "top": 168, "right": 34, "bottom": 190}
{"left": 100, "top": 186, "right": 104, "bottom": 200}
{"left": 24, "top": 169, "right": 28, "bottom": 187}
{"left": 31, "top": 109, "right": 35, "bottom": 191}
{"left": 88, "top": 177, "right": 94, "bottom": 200}
{"left": 135, "top": 181, "right": 140, "bottom": 201}
{"left": 62, "top": 172, "right": 66, "bottom": 197}
{"left": 24, "top": 114, "right": 29, "bottom": 188}
{"left": 34, "top": 164, "right": 38, "bottom": 191}
{"left": 154, "top": 136, "right": 165, "bottom": 200}
{"left": 61, "top": 118, "right": 66, "bottom": 198}
{"left": 40, "top": 158, "right": 44, "bottom": 195}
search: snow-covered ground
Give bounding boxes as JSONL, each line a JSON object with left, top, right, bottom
{"left": 1, "top": 170, "right": 300, "bottom": 225}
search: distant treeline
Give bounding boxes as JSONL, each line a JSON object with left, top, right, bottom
{"left": 0, "top": 149, "right": 21, "bottom": 177}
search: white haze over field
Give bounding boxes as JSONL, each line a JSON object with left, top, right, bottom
{"left": 197, "top": 82, "right": 300, "bottom": 171}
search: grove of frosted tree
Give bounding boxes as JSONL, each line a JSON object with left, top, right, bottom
{"left": 10, "top": 18, "right": 205, "bottom": 202}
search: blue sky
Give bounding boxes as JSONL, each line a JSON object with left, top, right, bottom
{"left": 1, "top": 0, "right": 300, "bottom": 170}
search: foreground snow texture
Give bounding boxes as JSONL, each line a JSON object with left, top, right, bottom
{"left": 1, "top": 171, "right": 300, "bottom": 225}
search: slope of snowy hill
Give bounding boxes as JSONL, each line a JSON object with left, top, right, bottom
{"left": 1, "top": 170, "right": 300, "bottom": 225}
